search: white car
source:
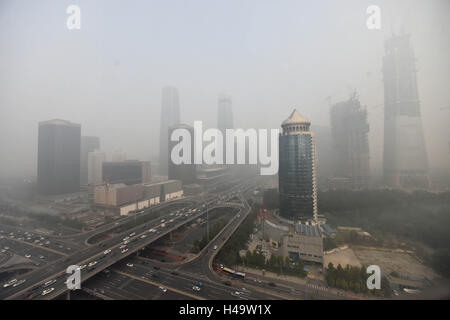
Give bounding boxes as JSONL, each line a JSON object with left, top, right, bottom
{"left": 123, "top": 236, "right": 130, "bottom": 241}
{"left": 3, "top": 279, "right": 17, "bottom": 288}
{"left": 192, "top": 286, "right": 201, "bottom": 291}
{"left": 44, "top": 279, "right": 56, "bottom": 287}
{"left": 213, "top": 245, "right": 218, "bottom": 250}
{"left": 13, "top": 279, "right": 26, "bottom": 287}
{"left": 159, "top": 286, "right": 167, "bottom": 292}
{"left": 79, "top": 264, "right": 87, "bottom": 270}
{"left": 129, "top": 232, "right": 135, "bottom": 237}
{"left": 121, "top": 248, "right": 129, "bottom": 254}
{"left": 126, "top": 263, "right": 133, "bottom": 267}
{"left": 103, "top": 249, "right": 111, "bottom": 255}
{"left": 88, "top": 261, "right": 97, "bottom": 267}
{"left": 140, "top": 235, "right": 147, "bottom": 239}
{"left": 25, "top": 254, "right": 31, "bottom": 258}
{"left": 123, "top": 240, "right": 130, "bottom": 245}
{"left": 42, "top": 288, "right": 55, "bottom": 296}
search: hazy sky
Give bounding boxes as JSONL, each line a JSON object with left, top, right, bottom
{"left": 0, "top": 0, "right": 449, "bottom": 178}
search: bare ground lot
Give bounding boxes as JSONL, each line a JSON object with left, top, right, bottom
{"left": 324, "top": 246, "right": 437, "bottom": 281}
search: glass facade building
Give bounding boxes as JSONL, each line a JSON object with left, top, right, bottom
{"left": 279, "top": 110, "right": 318, "bottom": 221}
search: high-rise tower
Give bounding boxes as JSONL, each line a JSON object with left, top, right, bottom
{"left": 37, "top": 119, "right": 81, "bottom": 195}
{"left": 330, "top": 93, "right": 370, "bottom": 190}
{"left": 159, "top": 86, "right": 180, "bottom": 175}
{"left": 278, "top": 110, "right": 318, "bottom": 222}
{"left": 217, "top": 94, "right": 234, "bottom": 164}
{"left": 382, "top": 34, "right": 429, "bottom": 189}
{"left": 80, "top": 136, "right": 100, "bottom": 186}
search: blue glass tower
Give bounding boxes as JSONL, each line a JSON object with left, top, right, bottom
{"left": 278, "top": 110, "right": 318, "bottom": 222}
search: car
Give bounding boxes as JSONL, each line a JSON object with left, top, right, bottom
{"left": 79, "top": 264, "right": 87, "bottom": 270}
{"left": 153, "top": 266, "right": 160, "bottom": 270}
{"left": 39, "top": 255, "right": 45, "bottom": 259}
{"left": 223, "top": 281, "right": 232, "bottom": 286}
{"left": 25, "top": 254, "right": 31, "bottom": 258}
{"left": 171, "top": 271, "right": 179, "bottom": 276}
{"left": 1, "top": 249, "right": 5, "bottom": 253}
{"left": 121, "top": 248, "right": 128, "bottom": 254}
{"left": 41, "top": 288, "right": 55, "bottom": 296}
{"left": 160, "top": 219, "right": 165, "bottom": 223}
{"left": 140, "top": 235, "right": 147, "bottom": 239}
{"left": 123, "top": 240, "right": 130, "bottom": 245}
{"left": 88, "top": 261, "right": 97, "bottom": 267}
{"left": 3, "top": 279, "right": 17, "bottom": 288}
{"left": 213, "top": 245, "right": 218, "bottom": 250}
{"left": 159, "top": 286, "right": 167, "bottom": 292}
{"left": 120, "top": 244, "right": 127, "bottom": 249}
{"left": 192, "top": 286, "right": 201, "bottom": 291}
{"left": 126, "top": 263, "right": 134, "bottom": 267}
{"left": 129, "top": 232, "right": 135, "bottom": 237}
{"left": 103, "top": 249, "right": 111, "bottom": 255}
{"left": 43, "top": 279, "right": 56, "bottom": 287}
{"left": 123, "top": 237, "right": 130, "bottom": 241}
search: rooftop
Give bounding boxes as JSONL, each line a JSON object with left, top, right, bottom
{"left": 282, "top": 109, "right": 310, "bottom": 126}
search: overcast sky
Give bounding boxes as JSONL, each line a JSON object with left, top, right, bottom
{"left": 0, "top": 0, "right": 449, "bottom": 178}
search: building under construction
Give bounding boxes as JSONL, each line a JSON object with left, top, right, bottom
{"left": 329, "top": 93, "right": 370, "bottom": 190}
{"left": 382, "top": 33, "right": 429, "bottom": 189}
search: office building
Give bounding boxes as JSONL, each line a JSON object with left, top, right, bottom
{"left": 37, "top": 119, "right": 81, "bottom": 195}
{"left": 330, "top": 93, "right": 370, "bottom": 190}
{"left": 382, "top": 34, "right": 429, "bottom": 189}
{"left": 159, "top": 86, "right": 180, "bottom": 175}
{"left": 80, "top": 136, "right": 100, "bottom": 186}
{"left": 217, "top": 94, "right": 234, "bottom": 164}
{"left": 278, "top": 110, "right": 318, "bottom": 222}
{"left": 102, "top": 160, "right": 151, "bottom": 185}
{"left": 87, "top": 149, "right": 106, "bottom": 185}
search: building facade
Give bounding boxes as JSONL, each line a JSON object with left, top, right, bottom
{"left": 80, "top": 136, "right": 100, "bottom": 186}
{"left": 102, "top": 160, "right": 151, "bottom": 185}
{"left": 330, "top": 93, "right": 370, "bottom": 190}
{"left": 278, "top": 110, "right": 318, "bottom": 222}
{"left": 382, "top": 34, "right": 429, "bottom": 189}
{"left": 159, "top": 86, "right": 181, "bottom": 175}
{"left": 87, "top": 150, "right": 106, "bottom": 185}
{"left": 37, "top": 119, "right": 81, "bottom": 195}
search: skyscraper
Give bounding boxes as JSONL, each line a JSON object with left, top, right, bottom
{"left": 87, "top": 149, "right": 106, "bottom": 185}
{"left": 80, "top": 136, "right": 100, "bottom": 186}
{"left": 217, "top": 94, "right": 234, "bottom": 164}
{"left": 330, "top": 93, "right": 370, "bottom": 190}
{"left": 382, "top": 34, "right": 429, "bottom": 189}
{"left": 159, "top": 86, "right": 180, "bottom": 175}
{"left": 168, "top": 124, "right": 196, "bottom": 185}
{"left": 278, "top": 110, "right": 318, "bottom": 222}
{"left": 37, "top": 119, "right": 81, "bottom": 195}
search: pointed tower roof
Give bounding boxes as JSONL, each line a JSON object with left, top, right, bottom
{"left": 282, "top": 109, "right": 310, "bottom": 126}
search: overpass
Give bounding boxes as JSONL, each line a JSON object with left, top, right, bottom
{"left": 1, "top": 183, "right": 251, "bottom": 300}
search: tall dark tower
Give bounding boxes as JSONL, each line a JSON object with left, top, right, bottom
{"left": 278, "top": 110, "right": 318, "bottom": 222}
{"left": 159, "top": 86, "right": 180, "bottom": 175}
{"left": 330, "top": 93, "right": 370, "bottom": 190}
{"left": 37, "top": 119, "right": 81, "bottom": 195}
{"left": 168, "top": 124, "right": 196, "bottom": 185}
{"left": 382, "top": 34, "right": 429, "bottom": 189}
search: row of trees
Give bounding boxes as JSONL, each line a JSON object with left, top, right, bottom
{"left": 215, "top": 204, "right": 259, "bottom": 266}
{"left": 326, "top": 263, "right": 391, "bottom": 297}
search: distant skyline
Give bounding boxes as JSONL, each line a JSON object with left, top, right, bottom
{"left": 0, "top": 0, "right": 449, "bottom": 179}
